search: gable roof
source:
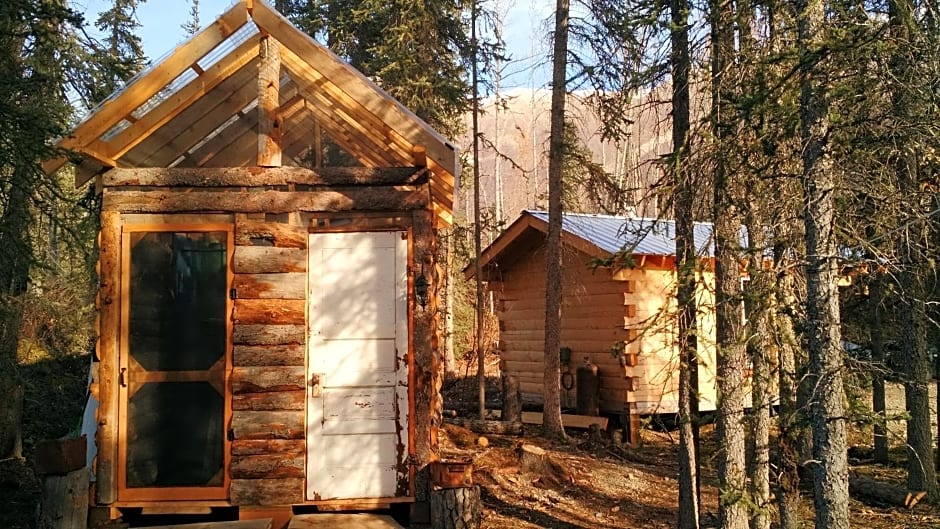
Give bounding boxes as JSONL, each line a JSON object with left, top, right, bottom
{"left": 45, "top": 0, "right": 457, "bottom": 223}
{"left": 469, "top": 210, "right": 717, "bottom": 279}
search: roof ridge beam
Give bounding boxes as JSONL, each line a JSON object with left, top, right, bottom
{"left": 257, "top": 34, "right": 282, "bottom": 167}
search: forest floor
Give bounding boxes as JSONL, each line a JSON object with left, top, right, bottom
{"left": 2, "top": 351, "right": 939, "bottom": 529}
{"left": 441, "top": 375, "right": 940, "bottom": 529}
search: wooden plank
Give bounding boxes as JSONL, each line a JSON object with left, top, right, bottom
{"left": 232, "top": 366, "right": 305, "bottom": 393}
{"left": 279, "top": 50, "right": 410, "bottom": 163}
{"left": 144, "top": 520, "right": 272, "bottom": 529}
{"left": 289, "top": 514, "right": 404, "bottom": 529}
{"left": 232, "top": 439, "right": 304, "bottom": 456}
{"left": 69, "top": 3, "right": 251, "bottom": 185}
{"left": 98, "top": 37, "right": 260, "bottom": 161}
{"left": 233, "top": 273, "right": 305, "bottom": 299}
{"left": 231, "top": 410, "right": 304, "bottom": 439}
{"left": 234, "top": 344, "right": 305, "bottom": 366}
{"left": 232, "top": 454, "right": 304, "bottom": 479}
{"left": 233, "top": 391, "right": 305, "bottom": 411}
{"left": 102, "top": 188, "right": 429, "bottom": 214}
{"left": 520, "top": 412, "right": 609, "bottom": 430}
{"left": 233, "top": 324, "right": 305, "bottom": 345}
{"left": 258, "top": 35, "right": 282, "bottom": 167}
{"left": 236, "top": 220, "right": 306, "bottom": 248}
{"left": 104, "top": 166, "right": 425, "bottom": 187}
{"left": 96, "top": 210, "right": 121, "bottom": 505}
{"left": 233, "top": 298, "right": 305, "bottom": 325}
{"left": 234, "top": 247, "right": 306, "bottom": 274}
{"left": 231, "top": 478, "right": 304, "bottom": 506}
{"left": 198, "top": 94, "right": 307, "bottom": 169}
{"left": 134, "top": 64, "right": 262, "bottom": 166}
{"left": 281, "top": 88, "right": 392, "bottom": 168}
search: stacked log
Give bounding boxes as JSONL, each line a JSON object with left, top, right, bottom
{"left": 230, "top": 218, "right": 307, "bottom": 506}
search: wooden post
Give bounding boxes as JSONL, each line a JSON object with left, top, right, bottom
{"left": 501, "top": 374, "right": 521, "bottom": 423}
{"left": 258, "top": 35, "right": 282, "bottom": 167}
{"left": 96, "top": 210, "right": 121, "bottom": 505}
{"left": 622, "top": 406, "right": 641, "bottom": 446}
{"left": 39, "top": 467, "right": 90, "bottom": 529}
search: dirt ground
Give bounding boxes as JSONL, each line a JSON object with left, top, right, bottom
{"left": 2, "top": 359, "right": 939, "bottom": 529}
{"left": 441, "top": 376, "right": 940, "bottom": 529}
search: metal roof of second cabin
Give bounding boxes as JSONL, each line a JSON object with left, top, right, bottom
{"left": 526, "top": 211, "right": 715, "bottom": 257}
{"left": 467, "top": 210, "right": 721, "bottom": 279}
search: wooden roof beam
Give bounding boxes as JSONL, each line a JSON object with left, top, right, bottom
{"left": 103, "top": 166, "right": 428, "bottom": 187}
{"left": 196, "top": 90, "right": 306, "bottom": 168}
{"left": 289, "top": 103, "right": 389, "bottom": 168}
{"left": 92, "top": 35, "right": 260, "bottom": 164}
{"left": 257, "top": 35, "right": 282, "bottom": 167}
{"left": 65, "top": 2, "right": 250, "bottom": 186}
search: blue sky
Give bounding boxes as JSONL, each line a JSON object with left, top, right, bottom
{"left": 77, "top": 0, "right": 552, "bottom": 89}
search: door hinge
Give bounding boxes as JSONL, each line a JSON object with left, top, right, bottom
{"left": 229, "top": 288, "right": 237, "bottom": 300}
{"left": 227, "top": 428, "right": 235, "bottom": 442}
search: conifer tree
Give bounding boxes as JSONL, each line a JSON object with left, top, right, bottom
{"left": 93, "top": 0, "right": 147, "bottom": 99}
{"left": 0, "top": 0, "right": 90, "bottom": 460}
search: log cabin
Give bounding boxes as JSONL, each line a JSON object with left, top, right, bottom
{"left": 49, "top": 2, "right": 455, "bottom": 526}
{"left": 468, "top": 211, "right": 721, "bottom": 438}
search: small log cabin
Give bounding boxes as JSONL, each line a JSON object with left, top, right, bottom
{"left": 469, "top": 211, "right": 720, "bottom": 429}
{"left": 48, "top": 1, "right": 455, "bottom": 526}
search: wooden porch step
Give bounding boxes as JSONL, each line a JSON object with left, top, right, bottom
{"left": 288, "top": 514, "right": 404, "bottom": 529}
{"left": 142, "top": 519, "right": 272, "bottom": 529}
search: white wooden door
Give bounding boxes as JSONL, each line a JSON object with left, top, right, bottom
{"left": 306, "top": 231, "right": 409, "bottom": 500}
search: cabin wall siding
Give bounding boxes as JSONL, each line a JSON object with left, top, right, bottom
{"left": 230, "top": 217, "right": 308, "bottom": 503}
{"left": 99, "top": 184, "right": 439, "bottom": 511}
{"left": 493, "top": 243, "right": 719, "bottom": 416}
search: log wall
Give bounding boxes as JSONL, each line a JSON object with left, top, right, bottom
{"left": 97, "top": 170, "right": 439, "bottom": 511}
{"left": 493, "top": 244, "right": 719, "bottom": 416}
{"left": 230, "top": 216, "right": 307, "bottom": 505}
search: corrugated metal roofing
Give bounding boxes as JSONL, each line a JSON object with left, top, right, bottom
{"left": 526, "top": 210, "right": 716, "bottom": 257}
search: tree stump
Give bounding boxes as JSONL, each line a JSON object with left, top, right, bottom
{"left": 39, "top": 467, "right": 89, "bottom": 529}
{"left": 518, "top": 444, "right": 550, "bottom": 475}
{"left": 501, "top": 375, "right": 521, "bottom": 423}
{"left": 429, "top": 485, "right": 481, "bottom": 529}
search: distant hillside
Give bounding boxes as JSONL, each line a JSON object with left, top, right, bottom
{"left": 455, "top": 87, "right": 676, "bottom": 227}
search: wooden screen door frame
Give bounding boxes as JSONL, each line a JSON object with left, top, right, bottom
{"left": 116, "top": 223, "right": 233, "bottom": 502}
{"left": 305, "top": 230, "right": 413, "bottom": 501}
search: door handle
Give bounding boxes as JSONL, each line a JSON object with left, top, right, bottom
{"left": 309, "top": 373, "right": 323, "bottom": 398}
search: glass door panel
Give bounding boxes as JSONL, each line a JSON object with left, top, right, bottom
{"left": 120, "top": 229, "right": 230, "bottom": 500}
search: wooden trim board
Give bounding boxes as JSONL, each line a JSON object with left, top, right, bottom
{"left": 520, "top": 412, "right": 608, "bottom": 430}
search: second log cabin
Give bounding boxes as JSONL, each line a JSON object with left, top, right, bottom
{"left": 468, "top": 211, "right": 722, "bottom": 438}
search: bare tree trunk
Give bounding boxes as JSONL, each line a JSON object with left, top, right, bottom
{"left": 869, "top": 272, "right": 889, "bottom": 463}
{"left": 541, "top": 0, "right": 570, "bottom": 439}
{"left": 470, "top": 1, "right": 486, "bottom": 420}
{"left": 671, "top": 0, "right": 699, "bottom": 525}
{"left": 710, "top": 0, "right": 748, "bottom": 525}
{"left": 0, "top": 182, "right": 31, "bottom": 460}
{"left": 745, "top": 219, "right": 771, "bottom": 529}
{"left": 798, "top": 0, "right": 850, "bottom": 523}
{"left": 887, "top": 0, "right": 939, "bottom": 501}
{"left": 772, "top": 252, "right": 802, "bottom": 529}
